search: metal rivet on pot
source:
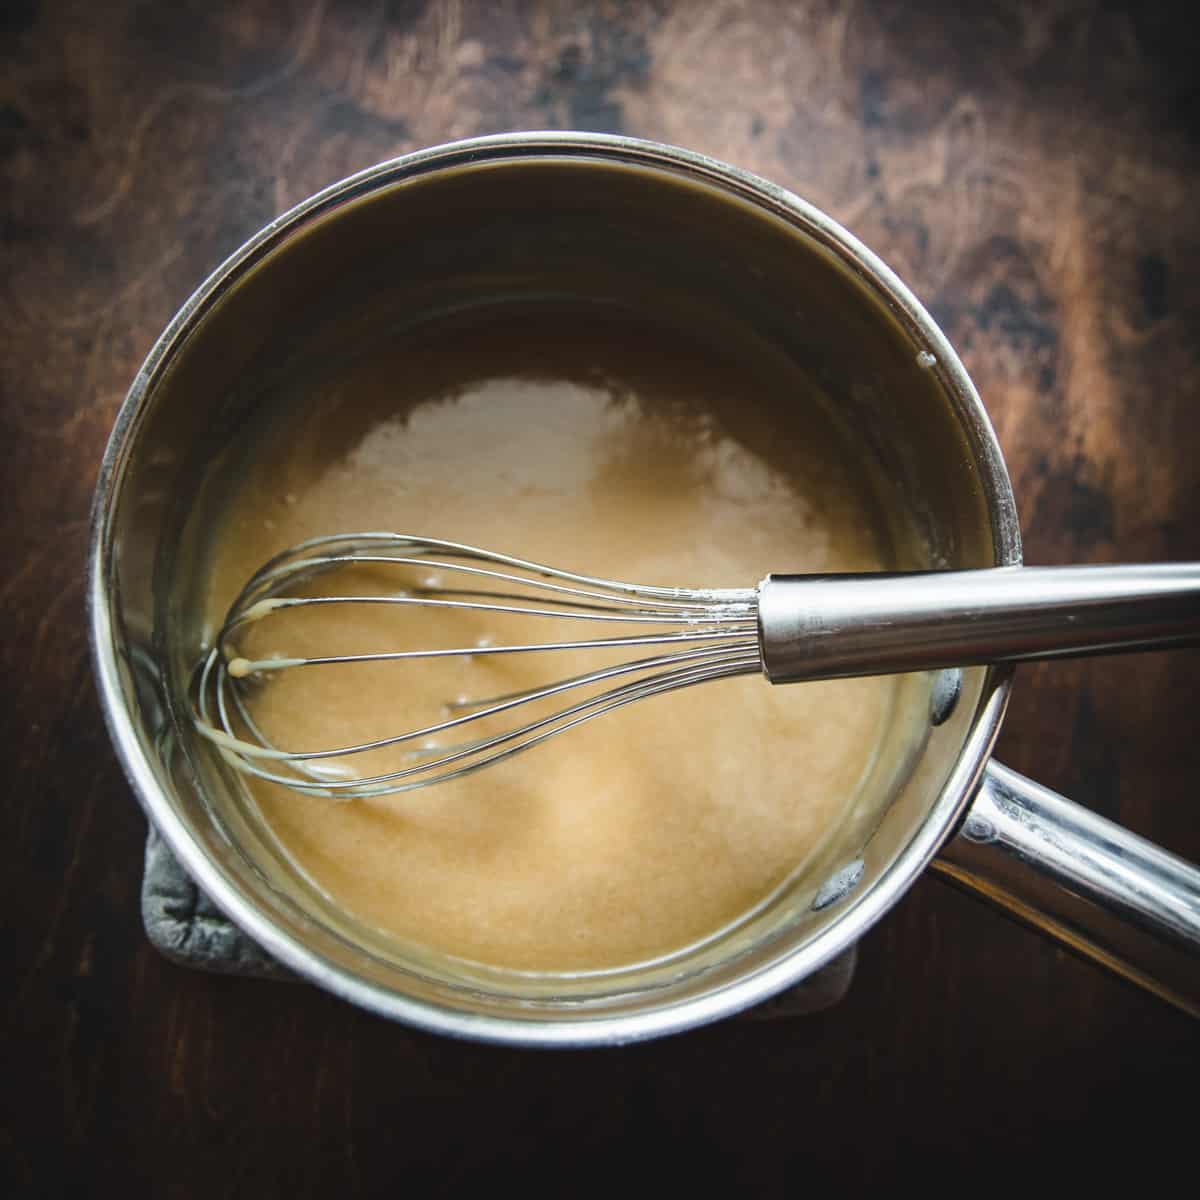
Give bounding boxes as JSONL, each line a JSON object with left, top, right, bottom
{"left": 812, "top": 859, "right": 865, "bottom": 911}
{"left": 930, "top": 667, "right": 962, "bottom": 726}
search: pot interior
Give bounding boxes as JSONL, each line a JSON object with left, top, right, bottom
{"left": 96, "top": 141, "right": 1017, "bottom": 1040}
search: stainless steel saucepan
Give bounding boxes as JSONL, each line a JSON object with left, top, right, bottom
{"left": 89, "top": 133, "right": 1200, "bottom": 1043}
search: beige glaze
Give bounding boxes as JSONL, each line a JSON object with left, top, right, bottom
{"left": 204, "top": 308, "right": 919, "bottom": 972}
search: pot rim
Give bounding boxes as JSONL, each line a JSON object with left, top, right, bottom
{"left": 89, "top": 131, "right": 1021, "bottom": 1046}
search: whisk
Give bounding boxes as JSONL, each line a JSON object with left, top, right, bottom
{"left": 192, "top": 533, "right": 1200, "bottom": 798}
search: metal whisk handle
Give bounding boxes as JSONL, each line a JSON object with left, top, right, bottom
{"left": 757, "top": 563, "right": 1200, "bottom": 684}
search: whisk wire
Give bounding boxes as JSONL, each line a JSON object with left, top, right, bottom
{"left": 192, "top": 535, "right": 764, "bottom": 797}
{"left": 195, "top": 643, "right": 760, "bottom": 797}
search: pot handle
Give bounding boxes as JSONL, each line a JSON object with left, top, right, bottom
{"left": 932, "top": 761, "right": 1200, "bottom": 1017}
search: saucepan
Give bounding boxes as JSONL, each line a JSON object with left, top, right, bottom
{"left": 89, "top": 133, "right": 1200, "bottom": 1043}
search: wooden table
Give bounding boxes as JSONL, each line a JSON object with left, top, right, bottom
{"left": 4, "top": 1, "right": 1198, "bottom": 1192}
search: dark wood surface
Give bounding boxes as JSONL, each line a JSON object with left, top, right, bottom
{"left": 4, "top": 1, "right": 1199, "bottom": 1193}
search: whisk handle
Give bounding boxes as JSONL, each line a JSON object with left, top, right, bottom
{"left": 757, "top": 563, "right": 1200, "bottom": 684}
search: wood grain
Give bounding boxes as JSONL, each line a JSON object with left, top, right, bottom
{"left": 3, "top": 1, "right": 1198, "bottom": 1193}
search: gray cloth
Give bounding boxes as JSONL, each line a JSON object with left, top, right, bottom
{"left": 143, "top": 826, "right": 856, "bottom": 1015}
{"left": 142, "top": 826, "right": 292, "bottom": 979}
